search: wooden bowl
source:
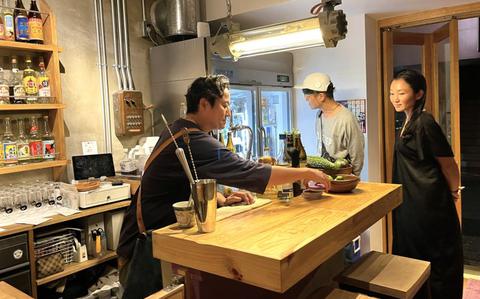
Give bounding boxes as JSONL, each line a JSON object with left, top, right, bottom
{"left": 328, "top": 174, "right": 360, "bottom": 193}
{"left": 75, "top": 181, "right": 100, "bottom": 192}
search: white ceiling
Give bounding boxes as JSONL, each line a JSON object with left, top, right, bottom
{"left": 221, "top": 0, "right": 480, "bottom": 29}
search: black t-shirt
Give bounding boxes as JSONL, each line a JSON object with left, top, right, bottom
{"left": 117, "top": 118, "right": 272, "bottom": 259}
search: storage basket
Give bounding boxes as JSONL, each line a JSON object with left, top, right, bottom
{"left": 34, "top": 232, "right": 75, "bottom": 265}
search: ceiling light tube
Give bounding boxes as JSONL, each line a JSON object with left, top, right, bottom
{"left": 228, "top": 17, "right": 324, "bottom": 59}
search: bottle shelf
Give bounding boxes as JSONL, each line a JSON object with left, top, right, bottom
{"left": 0, "top": 40, "right": 59, "bottom": 53}
{"left": 0, "top": 159, "right": 67, "bottom": 175}
{"left": 0, "top": 103, "right": 64, "bottom": 111}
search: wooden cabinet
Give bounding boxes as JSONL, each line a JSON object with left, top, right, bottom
{"left": 0, "top": 201, "right": 130, "bottom": 298}
{"left": 0, "top": 0, "right": 66, "bottom": 181}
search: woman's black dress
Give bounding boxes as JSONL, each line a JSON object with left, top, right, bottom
{"left": 392, "top": 112, "right": 463, "bottom": 299}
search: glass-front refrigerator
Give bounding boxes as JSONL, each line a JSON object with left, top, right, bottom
{"left": 258, "top": 87, "right": 292, "bottom": 159}
{"left": 223, "top": 85, "right": 292, "bottom": 160}
{"left": 223, "top": 86, "right": 257, "bottom": 159}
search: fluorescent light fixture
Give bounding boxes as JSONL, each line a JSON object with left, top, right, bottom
{"left": 210, "top": 0, "right": 347, "bottom": 60}
{"left": 228, "top": 18, "right": 324, "bottom": 58}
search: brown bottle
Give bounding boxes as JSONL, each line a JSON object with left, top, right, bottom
{"left": 28, "top": 0, "right": 43, "bottom": 44}
{"left": 293, "top": 132, "right": 307, "bottom": 162}
{"left": 14, "top": 0, "right": 28, "bottom": 41}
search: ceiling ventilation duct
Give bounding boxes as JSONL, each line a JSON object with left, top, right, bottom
{"left": 150, "top": 0, "right": 201, "bottom": 42}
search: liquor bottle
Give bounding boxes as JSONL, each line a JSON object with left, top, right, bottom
{"left": 226, "top": 131, "right": 235, "bottom": 153}
{"left": 37, "top": 57, "right": 50, "bottom": 102}
{"left": 293, "top": 132, "right": 307, "bottom": 162}
{"left": 0, "top": 68, "right": 9, "bottom": 104}
{"left": 22, "top": 57, "right": 37, "bottom": 103}
{"left": 2, "top": 117, "right": 18, "bottom": 165}
{"left": 11, "top": 56, "right": 26, "bottom": 104}
{"left": 41, "top": 115, "right": 55, "bottom": 160}
{"left": 28, "top": 116, "right": 42, "bottom": 162}
{"left": 0, "top": 4, "right": 5, "bottom": 40}
{"left": 16, "top": 118, "right": 30, "bottom": 164}
{"left": 3, "top": 0, "right": 14, "bottom": 41}
{"left": 218, "top": 130, "right": 225, "bottom": 145}
{"left": 14, "top": 0, "right": 27, "bottom": 41}
{"left": 27, "top": 0, "right": 42, "bottom": 43}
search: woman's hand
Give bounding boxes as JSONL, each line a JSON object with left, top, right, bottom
{"left": 217, "top": 191, "right": 255, "bottom": 206}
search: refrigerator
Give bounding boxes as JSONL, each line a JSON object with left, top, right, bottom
{"left": 150, "top": 37, "right": 293, "bottom": 159}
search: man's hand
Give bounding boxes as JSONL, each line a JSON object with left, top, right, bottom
{"left": 217, "top": 191, "right": 255, "bottom": 206}
{"left": 302, "top": 169, "right": 331, "bottom": 191}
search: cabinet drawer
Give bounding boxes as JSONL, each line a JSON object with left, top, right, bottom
{"left": 0, "top": 233, "right": 29, "bottom": 273}
{"left": 0, "top": 268, "right": 32, "bottom": 296}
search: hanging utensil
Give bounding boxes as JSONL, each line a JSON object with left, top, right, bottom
{"left": 182, "top": 127, "right": 198, "bottom": 182}
{"left": 160, "top": 114, "right": 195, "bottom": 185}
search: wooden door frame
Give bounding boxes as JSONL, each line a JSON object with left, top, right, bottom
{"left": 377, "top": 2, "right": 480, "bottom": 252}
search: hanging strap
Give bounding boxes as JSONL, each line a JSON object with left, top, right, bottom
{"left": 318, "top": 111, "right": 334, "bottom": 162}
{"left": 136, "top": 127, "right": 201, "bottom": 234}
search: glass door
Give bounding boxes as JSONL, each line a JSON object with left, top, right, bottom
{"left": 258, "top": 87, "right": 292, "bottom": 160}
{"left": 225, "top": 85, "right": 257, "bottom": 159}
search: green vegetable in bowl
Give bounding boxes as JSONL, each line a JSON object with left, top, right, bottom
{"left": 334, "top": 175, "right": 344, "bottom": 181}
{"left": 327, "top": 175, "right": 334, "bottom": 181}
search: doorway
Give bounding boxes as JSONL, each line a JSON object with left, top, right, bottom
{"left": 377, "top": 4, "right": 480, "bottom": 268}
{"left": 460, "top": 57, "right": 480, "bottom": 266}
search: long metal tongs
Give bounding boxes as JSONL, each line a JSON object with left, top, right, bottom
{"left": 160, "top": 114, "right": 195, "bottom": 185}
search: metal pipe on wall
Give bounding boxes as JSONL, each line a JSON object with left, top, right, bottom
{"left": 110, "top": 0, "right": 123, "bottom": 90}
{"left": 94, "top": 0, "right": 113, "bottom": 152}
{"left": 121, "top": 0, "right": 135, "bottom": 90}
{"left": 115, "top": 0, "right": 128, "bottom": 90}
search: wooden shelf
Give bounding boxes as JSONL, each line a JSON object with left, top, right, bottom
{"left": 0, "top": 200, "right": 130, "bottom": 238}
{"left": 35, "top": 200, "right": 131, "bottom": 229}
{"left": 36, "top": 251, "right": 118, "bottom": 285}
{"left": 0, "top": 160, "right": 67, "bottom": 175}
{"left": 0, "top": 40, "right": 59, "bottom": 53}
{"left": 0, "top": 103, "right": 65, "bottom": 111}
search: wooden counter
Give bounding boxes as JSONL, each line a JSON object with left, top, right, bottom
{"left": 152, "top": 182, "right": 401, "bottom": 293}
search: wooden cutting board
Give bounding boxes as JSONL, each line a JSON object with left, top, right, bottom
{"left": 217, "top": 197, "right": 272, "bottom": 221}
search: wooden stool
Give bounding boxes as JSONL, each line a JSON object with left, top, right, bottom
{"left": 0, "top": 282, "right": 33, "bottom": 299}
{"left": 324, "top": 288, "right": 378, "bottom": 298}
{"left": 337, "top": 251, "right": 431, "bottom": 299}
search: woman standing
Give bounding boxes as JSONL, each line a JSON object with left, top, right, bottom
{"left": 390, "top": 69, "right": 463, "bottom": 299}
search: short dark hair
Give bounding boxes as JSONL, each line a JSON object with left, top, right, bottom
{"left": 185, "top": 75, "right": 230, "bottom": 113}
{"left": 302, "top": 83, "right": 335, "bottom": 98}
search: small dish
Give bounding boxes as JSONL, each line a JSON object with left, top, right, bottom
{"left": 302, "top": 188, "right": 324, "bottom": 200}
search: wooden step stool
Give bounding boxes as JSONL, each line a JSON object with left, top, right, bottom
{"left": 336, "top": 251, "right": 431, "bottom": 299}
{"left": 324, "top": 288, "right": 378, "bottom": 298}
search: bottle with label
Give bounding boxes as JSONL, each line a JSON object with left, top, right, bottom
{"left": 28, "top": 116, "right": 42, "bottom": 162}
{"left": 41, "top": 115, "right": 55, "bottom": 160}
{"left": 16, "top": 118, "right": 30, "bottom": 164}
{"left": 27, "top": 0, "right": 42, "bottom": 43}
{"left": 14, "top": 0, "right": 28, "bottom": 41}
{"left": 0, "top": 4, "right": 5, "bottom": 40}
{"left": 226, "top": 131, "right": 235, "bottom": 153}
{"left": 2, "top": 117, "right": 18, "bottom": 166}
{"left": 0, "top": 68, "right": 9, "bottom": 104}
{"left": 3, "top": 0, "right": 14, "bottom": 41}
{"left": 37, "top": 57, "right": 50, "bottom": 102}
{"left": 11, "top": 56, "right": 26, "bottom": 104}
{"left": 179, "top": 101, "right": 187, "bottom": 118}
{"left": 23, "top": 57, "right": 38, "bottom": 103}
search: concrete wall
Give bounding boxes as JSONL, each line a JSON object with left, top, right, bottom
{"left": 51, "top": 0, "right": 152, "bottom": 181}
{"left": 0, "top": 0, "right": 152, "bottom": 185}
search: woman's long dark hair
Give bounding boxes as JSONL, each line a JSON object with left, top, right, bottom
{"left": 392, "top": 69, "right": 426, "bottom": 136}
